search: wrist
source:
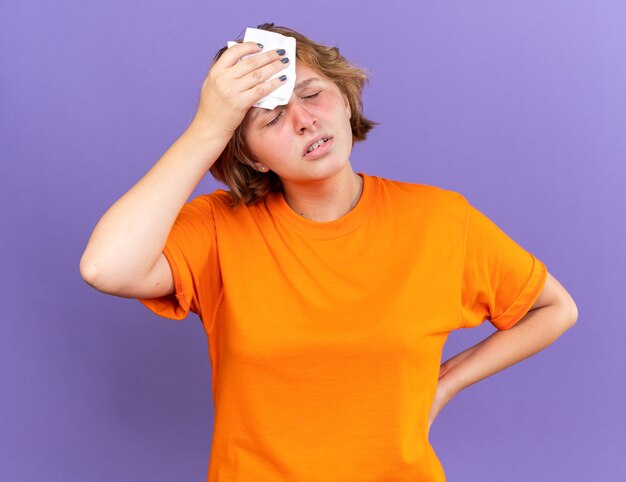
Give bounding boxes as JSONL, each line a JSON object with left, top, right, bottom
{"left": 186, "top": 117, "right": 233, "bottom": 145}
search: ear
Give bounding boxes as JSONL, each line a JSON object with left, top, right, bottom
{"left": 239, "top": 142, "right": 265, "bottom": 172}
{"left": 253, "top": 162, "right": 268, "bottom": 172}
{"left": 343, "top": 93, "right": 351, "bottom": 120}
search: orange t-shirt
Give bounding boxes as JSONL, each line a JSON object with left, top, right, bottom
{"left": 138, "top": 172, "right": 547, "bottom": 481}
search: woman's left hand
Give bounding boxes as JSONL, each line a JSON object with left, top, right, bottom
{"left": 428, "top": 364, "right": 460, "bottom": 435}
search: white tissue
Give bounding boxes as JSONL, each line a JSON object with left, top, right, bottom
{"left": 226, "top": 27, "right": 296, "bottom": 110}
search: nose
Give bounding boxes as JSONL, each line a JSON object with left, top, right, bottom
{"left": 289, "top": 101, "right": 316, "bottom": 133}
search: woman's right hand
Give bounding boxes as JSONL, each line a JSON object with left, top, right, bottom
{"left": 191, "top": 42, "right": 290, "bottom": 138}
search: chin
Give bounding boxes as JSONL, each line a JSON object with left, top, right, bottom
{"left": 309, "top": 158, "right": 353, "bottom": 178}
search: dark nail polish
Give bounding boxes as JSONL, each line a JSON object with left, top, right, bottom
{"left": 257, "top": 43, "right": 264, "bottom": 48}
{"left": 280, "top": 57, "right": 289, "bottom": 64}
{"left": 279, "top": 75, "right": 287, "bottom": 81}
{"left": 276, "top": 48, "right": 286, "bottom": 56}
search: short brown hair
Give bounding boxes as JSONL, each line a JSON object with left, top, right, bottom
{"left": 207, "top": 23, "right": 379, "bottom": 208}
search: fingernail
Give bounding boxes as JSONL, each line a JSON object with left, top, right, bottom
{"left": 279, "top": 75, "right": 287, "bottom": 81}
{"left": 280, "top": 57, "right": 289, "bottom": 64}
{"left": 257, "top": 43, "right": 264, "bottom": 48}
{"left": 276, "top": 48, "right": 286, "bottom": 56}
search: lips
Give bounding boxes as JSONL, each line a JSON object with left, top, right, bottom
{"left": 303, "top": 135, "right": 332, "bottom": 156}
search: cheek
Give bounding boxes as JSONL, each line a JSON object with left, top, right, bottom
{"left": 256, "top": 134, "right": 289, "bottom": 157}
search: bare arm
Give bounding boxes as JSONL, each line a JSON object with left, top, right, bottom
{"left": 79, "top": 124, "right": 230, "bottom": 295}
{"left": 80, "top": 42, "right": 290, "bottom": 296}
{"left": 428, "top": 271, "right": 578, "bottom": 431}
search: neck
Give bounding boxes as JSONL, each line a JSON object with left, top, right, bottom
{"left": 281, "top": 168, "right": 364, "bottom": 222}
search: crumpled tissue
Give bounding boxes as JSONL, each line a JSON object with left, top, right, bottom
{"left": 227, "top": 27, "right": 296, "bottom": 110}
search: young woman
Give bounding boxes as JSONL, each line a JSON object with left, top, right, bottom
{"left": 80, "top": 23, "right": 577, "bottom": 482}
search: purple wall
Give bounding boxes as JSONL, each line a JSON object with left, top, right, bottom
{"left": 2, "top": 1, "right": 624, "bottom": 480}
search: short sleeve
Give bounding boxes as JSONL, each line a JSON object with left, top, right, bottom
{"left": 460, "top": 198, "right": 548, "bottom": 331}
{"left": 137, "top": 195, "right": 220, "bottom": 321}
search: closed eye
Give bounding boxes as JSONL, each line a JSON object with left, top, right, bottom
{"left": 266, "top": 111, "right": 284, "bottom": 127}
{"left": 265, "top": 92, "right": 321, "bottom": 127}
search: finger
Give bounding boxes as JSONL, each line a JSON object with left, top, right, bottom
{"left": 231, "top": 48, "right": 287, "bottom": 80}
{"left": 236, "top": 56, "right": 290, "bottom": 92}
{"left": 218, "top": 41, "right": 264, "bottom": 69}
{"left": 241, "top": 74, "right": 288, "bottom": 106}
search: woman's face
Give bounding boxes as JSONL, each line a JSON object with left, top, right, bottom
{"left": 242, "top": 62, "right": 353, "bottom": 184}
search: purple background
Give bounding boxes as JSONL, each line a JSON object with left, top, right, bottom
{"left": 2, "top": 1, "right": 624, "bottom": 481}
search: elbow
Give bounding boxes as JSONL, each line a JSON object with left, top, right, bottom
{"left": 560, "top": 299, "right": 578, "bottom": 328}
{"left": 80, "top": 253, "right": 94, "bottom": 282}
{"left": 557, "top": 286, "right": 578, "bottom": 328}
{"left": 564, "top": 289, "right": 579, "bottom": 326}
{"left": 568, "top": 302, "right": 578, "bottom": 326}
{"left": 79, "top": 253, "right": 141, "bottom": 295}
{"left": 79, "top": 254, "right": 100, "bottom": 286}
{"left": 79, "top": 256, "right": 119, "bottom": 294}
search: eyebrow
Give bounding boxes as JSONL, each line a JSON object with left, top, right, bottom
{"left": 249, "top": 77, "right": 322, "bottom": 123}
{"left": 295, "top": 77, "right": 321, "bottom": 90}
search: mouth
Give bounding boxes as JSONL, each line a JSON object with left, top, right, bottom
{"left": 303, "top": 135, "right": 332, "bottom": 157}
{"left": 304, "top": 137, "right": 333, "bottom": 159}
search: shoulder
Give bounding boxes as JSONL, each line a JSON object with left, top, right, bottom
{"left": 192, "top": 188, "right": 268, "bottom": 222}
{"left": 186, "top": 189, "right": 234, "bottom": 212}
{"left": 373, "top": 174, "right": 468, "bottom": 214}
{"left": 171, "top": 189, "right": 232, "bottom": 224}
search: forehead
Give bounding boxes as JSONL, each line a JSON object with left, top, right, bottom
{"left": 246, "top": 64, "right": 331, "bottom": 124}
{"left": 295, "top": 62, "right": 323, "bottom": 79}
